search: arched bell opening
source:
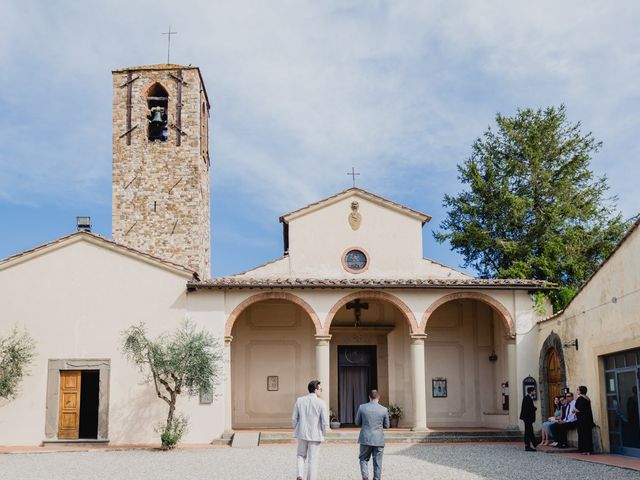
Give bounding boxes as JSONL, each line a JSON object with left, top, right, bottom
{"left": 146, "top": 83, "right": 169, "bottom": 142}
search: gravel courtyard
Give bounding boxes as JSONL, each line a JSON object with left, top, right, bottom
{"left": 1, "top": 444, "right": 637, "bottom": 480}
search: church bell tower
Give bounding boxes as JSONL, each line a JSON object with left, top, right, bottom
{"left": 111, "top": 64, "right": 211, "bottom": 277}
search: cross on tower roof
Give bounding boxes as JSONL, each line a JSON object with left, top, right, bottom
{"left": 162, "top": 26, "right": 178, "bottom": 64}
{"left": 347, "top": 167, "right": 360, "bottom": 188}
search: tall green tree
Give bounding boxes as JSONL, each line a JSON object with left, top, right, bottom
{"left": 0, "top": 326, "right": 36, "bottom": 400}
{"left": 122, "top": 321, "right": 222, "bottom": 448}
{"left": 436, "top": 105, "right": 629, "bottom": 311}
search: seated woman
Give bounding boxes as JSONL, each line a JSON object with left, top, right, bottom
{"left": 540, "top": 396, "right": 561, "bottom": 446}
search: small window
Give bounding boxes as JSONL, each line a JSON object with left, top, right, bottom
{"left": 147, "top": 83, "right": 169, "bottom": 142}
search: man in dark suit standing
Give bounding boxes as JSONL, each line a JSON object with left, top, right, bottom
{"left": 520, "top": 386, "right": 538, "bottom": 451}
{"left": 355, "top": 389, "right": 390, "bottom": 480}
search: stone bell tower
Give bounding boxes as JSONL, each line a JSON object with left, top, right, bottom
{"left": 111, "top": 64, "right": 211, "bottom": 277}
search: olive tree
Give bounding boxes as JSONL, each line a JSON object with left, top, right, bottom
{"left": 122, "top": 321, "right": 222, "bottom": 448}
{"left": 0, "top": 326, "right": 36, "bottom": 400}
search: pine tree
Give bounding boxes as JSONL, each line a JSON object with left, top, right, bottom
{"left": 436, "top": 105, "right": 629, "bottom": 311}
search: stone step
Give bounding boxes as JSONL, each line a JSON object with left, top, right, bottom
{"left": 211, "top": 429, "right": 522, "bottom": 446}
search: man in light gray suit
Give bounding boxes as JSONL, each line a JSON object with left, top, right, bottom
{"left": 292, "top": 379, "right": 329, "bottom": 480}
{"left": 355, "top": 389, "right": 390, "bottom": 480}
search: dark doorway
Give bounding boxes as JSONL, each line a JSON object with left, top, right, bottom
{"left": 605, "top": 348, "right": 640, "bottom": 457}
{"left": 338, "top": 346, "right": 377, "bottom": 425}
{"left": 79, "top": 370, "right": 99, "bottom": 439}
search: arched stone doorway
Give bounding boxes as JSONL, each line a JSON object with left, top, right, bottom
{"left": 325, "top": 292, "right": 417, "bottom": 427}
{"left": 421, "top": 296, "right": 514, "bottom": 428}
{"left": 538, "top": 332, "right": 567, "bottom": 420}
{"left": 229, "top": 295, "right": 320, "bottom": 428}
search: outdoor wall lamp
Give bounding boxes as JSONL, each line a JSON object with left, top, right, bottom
{"left": 563, "top": 338, "right": 579, "bottom": 350}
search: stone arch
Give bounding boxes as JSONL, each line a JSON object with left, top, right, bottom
{"left": 225, "top": 291, "right": 322, "bottom": 336}
{"left": 538, "top": 331, "right": 567, "bottom": 420}
{"left": 420, "top": 291, "right": 515, "bottom": 338}
{"left": 324, "top": 290, "right": 418, "bottom": 334}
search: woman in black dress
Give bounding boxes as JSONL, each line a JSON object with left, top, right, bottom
{"left": 574, "top": 385, "right": 595, "bottom": 454}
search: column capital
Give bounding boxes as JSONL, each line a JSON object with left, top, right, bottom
{"left": 410, "top": 333, "right": 428, "bottom": 344}
{"left": 224, "top": 335, "right": 234, "bottom": 345}
{"left": 315, "top": 334, "right": 332, "bottom": 345}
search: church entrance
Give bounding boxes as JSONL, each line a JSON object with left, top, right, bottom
{"left": 328, "top": 295, "right": 410, "bottom": 427}
{"left": 57, "top": 370, "right": 100, "bottom": 439}
{"left": 337, "top": 346, "right": 377, "bottom": 425}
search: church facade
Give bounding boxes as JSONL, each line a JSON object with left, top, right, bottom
{"left": 1, "top": 64, "right": 559, "bottom": 446}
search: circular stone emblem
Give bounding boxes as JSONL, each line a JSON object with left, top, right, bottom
{"left": 344, "top": 249, "right": 368, "bottom": 272}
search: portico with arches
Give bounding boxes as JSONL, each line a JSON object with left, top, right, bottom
{"left": 188, "top": 188, "right": 550, "bottom": 435}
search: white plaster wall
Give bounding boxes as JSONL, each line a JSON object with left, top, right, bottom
{"left": 537, "top": 225, "right": 640, "bottom": 452}
{"left": 0, "top": 239, "right": 224, "bottom": 446}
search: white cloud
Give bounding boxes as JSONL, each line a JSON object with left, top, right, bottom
{"left": 1, "top": 0, "right": 638, "bottom": 222}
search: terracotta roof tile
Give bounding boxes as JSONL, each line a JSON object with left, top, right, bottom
{"left": 189, "top": 277, "right": 554, "bottom": 290}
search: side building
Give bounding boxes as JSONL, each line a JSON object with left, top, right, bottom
{"left": 537, "top": 218, "right": 640, "bottom": 456}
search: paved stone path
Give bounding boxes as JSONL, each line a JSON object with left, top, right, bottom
{"left": 1, "top": 443, "right": 638, "bottom": 480}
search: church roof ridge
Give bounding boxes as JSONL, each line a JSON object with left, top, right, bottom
{"left": 189, "top": 277, "right": 555, "bottom": 290}
{"left": 112, "top": 64, "right": 198, "bottom": 72}
{"left": 0, "top": 230, "right": 197, "bottom": 278}
{"left": 279, "top": 187, "right": 432, "bottom": 225}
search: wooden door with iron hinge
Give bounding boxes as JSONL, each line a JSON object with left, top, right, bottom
{"left": 58, "top": 370, "right": 81, "bottom": 439}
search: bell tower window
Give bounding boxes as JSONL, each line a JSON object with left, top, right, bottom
{"left": 146, "top": 83, "right": 169, "bottom": 142}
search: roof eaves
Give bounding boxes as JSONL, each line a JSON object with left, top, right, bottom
{"left": 0, "top": 231, "right": 197, "bottom": 278}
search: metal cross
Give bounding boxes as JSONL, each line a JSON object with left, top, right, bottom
{"left": 162, "top": 26, "right": 178, "bottom": 64}
{"left": 347, "top": 167, "right": 360, "bottom": 188}
{"left": 346, "top": 299, "right": 369, "bottom": 327}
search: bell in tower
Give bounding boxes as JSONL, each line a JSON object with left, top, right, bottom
{"left": 146, "top": 84, "right": 169, "bottom": 142}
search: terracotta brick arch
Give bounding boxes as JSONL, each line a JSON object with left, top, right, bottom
{"left": 324, "top": 291, "right": 418, "bottom": 334}
{"left": 225, "top": 291, "right": 322, "bottom": 336}
{"left": 420, "top": 291, "right": 515, "bottom": 338}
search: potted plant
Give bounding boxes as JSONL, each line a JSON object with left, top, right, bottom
{"left": 329, "top": 408, "right": 341, "bottom": 429}
{"left": 388, "top": 404, "right": 403, "bottom": 428}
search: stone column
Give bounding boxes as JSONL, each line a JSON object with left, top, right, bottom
{"left": 506, "top": 338, "right": 519, "bottom": 430}
{"left": 224, "top": 335, "right": 233, "bottom": 432}
{"left": 315, "top": 334, "right": 332, "bottom": 424}
{"left": 410, "top": 333, "right": 428, "bottom": 431}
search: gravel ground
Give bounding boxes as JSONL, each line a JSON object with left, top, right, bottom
{"left": 0, "top": 444, "right": 638, "bottom": 480}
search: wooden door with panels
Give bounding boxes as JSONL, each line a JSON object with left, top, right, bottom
{"left": 58, "top": 370, "right": 81, "bottom": 439}
{"left": 546, "top": 350, "right": 563, "bottom": 415}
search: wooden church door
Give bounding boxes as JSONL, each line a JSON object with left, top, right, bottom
{"left": 58, "top": 370, "right": 81, "bottom": 439}
{"left": 546, "top": 350, "right": 563, "bottom": 414}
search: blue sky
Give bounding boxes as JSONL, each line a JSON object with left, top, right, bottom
{"left": 1, "top": 1, "right": 639, "bottom": 277}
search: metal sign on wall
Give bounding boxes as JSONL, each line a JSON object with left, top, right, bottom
{"left": 523, "top": 376, "right": 538, "bottom": 400}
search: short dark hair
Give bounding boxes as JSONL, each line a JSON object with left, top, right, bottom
{"left": 527, "top": 387, "right": 535, "bottom": 394}
{"left": 308, "top": 380, "right": 321, "bottom": 393}
{"left": 578, "top": 385, "right": 588, "bottom": 395}
{"left": 368, "top": 389, "right": 380, "bottom": 399}
{"left": 565, "top": 392, "right": 574, "bottom": 398}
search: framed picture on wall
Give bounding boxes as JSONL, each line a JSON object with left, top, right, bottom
{"left": 432, "top": 378, "right": 447, "bottom": 398}
{"left": 267, "top": 375, "right": 279, "bottom": 391}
